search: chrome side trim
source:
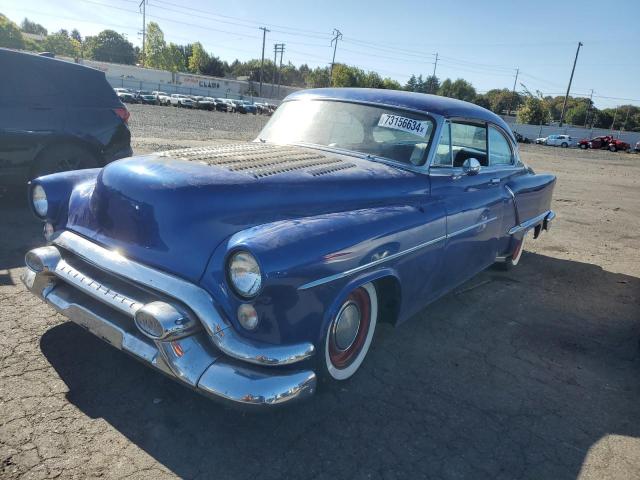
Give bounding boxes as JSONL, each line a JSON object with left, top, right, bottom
{"left": 504, "top": 185, "right": 521, "bottom": 227}
{"left": 508, "top": 210, "right": 554, "bottom": 235}
{"left": 53, "top": 231, "right": 314, "bottom": 366}
{"left": 447, "top": 216, "right": 497, "bottom": 239}
{"left": 299, "top": 216, "right": 497, "bottom": 291}
{"left": 298, "top": 234, "right": 446, "bottom": 291}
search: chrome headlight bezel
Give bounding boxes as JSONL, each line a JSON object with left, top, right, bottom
{"left": 31, "top": 185, "right": 48, "bottom": 218}
{"left": 227, "top": 250, "right": 263, "bottom": 299}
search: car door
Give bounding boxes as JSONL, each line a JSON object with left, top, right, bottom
{"left": 428, "top": 120, "right": 504, "bottom": 295}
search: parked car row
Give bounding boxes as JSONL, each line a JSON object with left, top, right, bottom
{"left": 533, "top": 133, "right": 635, "bottom": 152}
{"left": 113, "top": 88, "right": 276, "bottom": 115}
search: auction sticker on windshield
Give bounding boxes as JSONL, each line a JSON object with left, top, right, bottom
{"left": 378, "top": 114, "right": 429, "bottom": 137}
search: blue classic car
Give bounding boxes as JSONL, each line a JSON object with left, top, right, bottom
{"left": 22, "top": 88, "right": 556, "bottom": 406}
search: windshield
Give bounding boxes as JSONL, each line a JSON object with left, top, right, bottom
{"left": 258, "top": 100, "right": 435, "bottom": 166}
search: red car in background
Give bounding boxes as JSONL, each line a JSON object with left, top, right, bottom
{"left": 578, "top": 135, "right": 630, "bottom": 152}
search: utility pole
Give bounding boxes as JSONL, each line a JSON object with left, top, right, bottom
{"left": 622, "top": 105, "right": 630, "bottom": 132}
{"left": 329, "top": 29, "right": 342, "bottom": 87}
{"left": 584, "top": 89, "right": 593, "bottom": 127}
{"left": 277, "top": 43, "right": 285, "bottom": 97}
{"left": 272, "top": 43, "right": 284, "bottom": 98}
{"left": 429, "top": 53, "right": 439, "bottom": 93}
{"left": 258, "top": 27, "right": 269, "bottom": 98}
{"left": 559, "top": 41, "right": 583, "bottom": 127}
{"left": 139, "top": 0, "right": 147, "bottom": 66}
{"left": 610, "top": 106, "right": 618, "bottom": 133}
{"left": 507, "top": 67, "right": 519, "bottom": 116}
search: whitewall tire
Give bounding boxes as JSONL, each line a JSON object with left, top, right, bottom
{"left": 323, "top": 282, "right": 378, "bottom": 381}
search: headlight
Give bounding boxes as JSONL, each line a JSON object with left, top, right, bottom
{"left": 32, "top": 185, "right": 48, "bottom": 217}
{"left": 228, "top": 251, "right": 262, "bottom": 298}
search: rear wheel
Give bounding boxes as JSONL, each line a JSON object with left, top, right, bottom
{"left": 561, "top": 142, "right": 568, "bottom": 148}
{"left": 31, "top": 143, "right": 99, "bottom": 179}
{"left": 609, "top": 145, "right": 617, "bottom": 152}
{"left": 321, "top": 283, "right": 378, "bottom": 381}
{"left": 495, "top": 233, "right": 526, "bottom": 271}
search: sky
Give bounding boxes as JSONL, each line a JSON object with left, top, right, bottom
{"left": 2, "top": 0, "right": 639, "bottom": 109}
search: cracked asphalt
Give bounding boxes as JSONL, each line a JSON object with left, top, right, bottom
{"left": 1, "top": 106, "right": 639, "bottom": 479}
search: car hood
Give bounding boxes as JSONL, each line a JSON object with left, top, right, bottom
{"left": 66, "top": 143, "right": 426, "bottom": 282}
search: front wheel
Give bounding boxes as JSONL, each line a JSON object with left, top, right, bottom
{"left": 321, "top": 282, "right": 378, "bottom": 381}
{"left": 609, "top": 145, "right": 617, "bottom": 152}
{"left": 561, "top": 142, "right": 568, "bottom": 148}
{"left": 31, "top": 143, "right": 100, "bottom": 179}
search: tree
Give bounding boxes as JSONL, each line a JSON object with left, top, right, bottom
{"left": 0, "top": 14, "right": 25, "bottom": 49}
{"left": 564, "top": 103, "right": 589, "bottom": 126}
{"left": 71, "top": 29, "right": 82, "bottom": 42}
{"left": 306, "top": 66, "right": 330, "bottom": 88}
{"left": 164, "top": 42, "right": 186, "bottom": 72}
{"left": 20, "top": 17, "right": 47, "bottom": 36}
{"left": 517, "top": 97, "right": 548, "bottom": 125}
{"left": 423, "top": 75, "right": 440, "bottom": 94}
{"left": 43, "top": 29, "right": 81, "bottom": 57}
{"left": 188, "top": 42, "right": 210, "bottom": 74}
{"left": 438, "top": 78, "right": 476, "bottom": 102}
{"left": 203, "top": 55, "right": 227, "bottom": 77}
{"left": 85, "top": 30, "right": 135, "bottom": 64}
{"left": 381, "top": 77, "right": 402, "bottom": 90}
{"left": 332, "top": 64, "right": 365, "bottom": 87}
{"left": 144, "top": 22, "right": 166, "bottom": 68}
{"left": 405, "top": 74, "right": 418, "bottom": 91}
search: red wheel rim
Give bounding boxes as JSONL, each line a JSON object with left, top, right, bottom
{"left": 329, "top": 287, "right": 371, "bottom": 369}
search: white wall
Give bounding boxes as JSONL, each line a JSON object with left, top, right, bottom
{"left": 505, "top": 121, "right": 640, "bottom": 146}
{"left": 74, "top": 58, "right": 297, "bottom": 102}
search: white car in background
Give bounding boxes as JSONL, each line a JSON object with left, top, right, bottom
{"left": 113, "top": 88, "right": 135, "bottom": 103}
{"left": 544, "top": 134, "right": 575, "bottom": 148}
{"left": 152, "top": 91, "right": 171, "bottom": 105}
{"left": 169, "top": 94, "right": 194, "bottom": 108}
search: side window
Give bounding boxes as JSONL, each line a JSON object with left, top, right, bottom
{"left": 450, "top": 122, "right": 487, "bottom": 167}
{"left": 488, "top": 126, "right": 514, "bottom": 166}
{"left": 432, "top": 121, "right": 452, "bottom": 167}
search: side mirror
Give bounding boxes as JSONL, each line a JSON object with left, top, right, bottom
{"left": 462, "top": 158, "right": 481, "bottom": 175}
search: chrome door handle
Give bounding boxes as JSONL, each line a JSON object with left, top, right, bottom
{"left": 490, "top": 178, "right": 501, "bottom": 185}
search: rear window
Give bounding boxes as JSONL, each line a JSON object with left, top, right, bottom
{"left": 0, "top": 51, "right": 119, "bottom": 107}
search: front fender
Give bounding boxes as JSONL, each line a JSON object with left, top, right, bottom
{"left": 200, "top": 203, "right": 446, "bottom": 346}
{"left": 29, "top": 169, "right": 101, "bottom": 229}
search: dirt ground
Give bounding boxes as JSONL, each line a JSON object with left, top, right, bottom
{"left": 1, "top": 131, "right": 639, "bottom": 479}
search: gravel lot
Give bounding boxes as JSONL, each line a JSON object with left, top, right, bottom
{"left": 1, "top": 105, "right": 639, "bottom": 479}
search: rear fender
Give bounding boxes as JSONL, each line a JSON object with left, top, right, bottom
{"left": 506, "top": 173, "right": 556, "bottom": 229}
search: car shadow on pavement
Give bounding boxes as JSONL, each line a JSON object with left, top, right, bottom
{"left": 0, "top": 194, "right": 42, "bottom": 286}
{"left": 39, "top": 252, "right": 640, "bottom": 479}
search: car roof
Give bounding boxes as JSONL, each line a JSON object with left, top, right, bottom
{"left": 285, "top": 87, "right": 513, "bottom": 136}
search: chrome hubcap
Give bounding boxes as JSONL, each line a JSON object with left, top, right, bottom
{"left": 333, "top": 302, "right": 361, "bottom": 351}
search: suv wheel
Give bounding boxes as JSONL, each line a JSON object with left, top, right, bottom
{"left": 32, "top": 143, "right": 99, "bottom": 179}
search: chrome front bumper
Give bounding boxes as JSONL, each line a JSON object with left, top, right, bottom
{"left": 21, "top": 232, "right": 316, "bottom": 407}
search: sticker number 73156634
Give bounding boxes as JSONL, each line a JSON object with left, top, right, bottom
{"left": 377, "top": 114, "right": 428, "bottom": 137}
